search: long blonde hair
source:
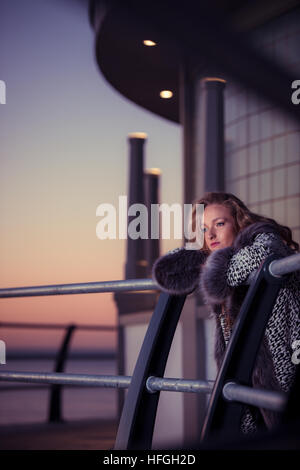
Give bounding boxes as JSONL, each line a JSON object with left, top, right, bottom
{"left": 189, "top": 191, "right": 299, "bottom": 252}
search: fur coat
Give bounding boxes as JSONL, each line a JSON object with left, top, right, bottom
{"left": 152, "top": 221, "right": 300, "bottom": 433}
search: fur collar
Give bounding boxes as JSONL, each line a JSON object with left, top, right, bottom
{"left": 152, "top": 247, "right": 209, "bottom": 295}
{"left": 232, "top": 221, "right": 281, "bottom": 251}
{"left": 152, "top": 221, "right": 281, "bottom": 296}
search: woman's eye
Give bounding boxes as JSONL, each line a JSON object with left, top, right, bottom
{"left": 201, "top": 222, "right": 223, "bottom": 232}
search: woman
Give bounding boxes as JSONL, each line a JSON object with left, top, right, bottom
{"left": 152, "top": 191, "right": 300, "bottom": 434}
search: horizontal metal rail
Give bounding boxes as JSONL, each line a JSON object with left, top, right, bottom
{"left": 0, "top": 321, "right": 116, "bottom": 331}
{"left": 223, "top": 382, "right": 286, "bottom": 412}
{"left": 269, "top": 252, "right": 300, "bottom": 277}
{"left": 1, "top": 254, "right": 298, "bottom": 298}
{"left": 146, "top": 376, "right": 214, "bottom": 394}
{"left": 0, "top": 279, "right": 158, "bottom": 298}
{"left": 0, "top": 371, "right": 286, "bottom": 411}
{"left": 0, "top": 371, "right": 131, "bottom": 389}
{"left": 247, "top": 252, "right": 300, "bottom": 284}
{"left": 0, "top": 371, "right": 214, "bottom": 393}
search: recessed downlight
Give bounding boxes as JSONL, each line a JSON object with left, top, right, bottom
{"left": 160, "top": 90, "right": 173, "bottom": 99}
{"left": 143, "top": 40, "right": 157, "bottom": 46}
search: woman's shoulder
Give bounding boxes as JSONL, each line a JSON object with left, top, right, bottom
{"left": 233, "top": 221, "right": 283, "bottom": 251}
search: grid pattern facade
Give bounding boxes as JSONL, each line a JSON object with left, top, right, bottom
{"left": 224, "top": 8, "right": 300, "bottom": 245}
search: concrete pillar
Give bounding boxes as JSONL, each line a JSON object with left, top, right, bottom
{"left": 114, "top": 132, "right": 158, "bottom": 420}
{"left": 199, "top": 77, "right": 226, "bottom": 192}
{"left": 180, "top": 67, "right": 226, "bottom": 204}
{"left": 125, "top": 132, "right": 148, "bottom": 279}
{"left": 179, "top": 65, "right": 226, "bottom": 441}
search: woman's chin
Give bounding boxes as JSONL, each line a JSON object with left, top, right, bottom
{"left": 210, "top": 243, "right": 222, "bottom": 251}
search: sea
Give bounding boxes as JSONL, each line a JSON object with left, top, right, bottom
{"left": 0, "top": 353, "right": 118, "bottom": 426}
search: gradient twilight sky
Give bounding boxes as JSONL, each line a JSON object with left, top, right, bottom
{"left": 0, "top": 0, "right": 182, "bottom": 351}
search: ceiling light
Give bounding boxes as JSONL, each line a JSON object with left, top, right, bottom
{"left": 160, "top": 90, "right": 173, "bottom": 99}
{"left": 143, "top": 40, "right": 157, "bottom": 46}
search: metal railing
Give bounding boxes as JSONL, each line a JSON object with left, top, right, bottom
{"left": 0, "top": 252, "right": 300, "bottom": 449}
{"left": 0, "top": 369, "right": 285, "bottom": 407}
{"left": 0, "top": 279, "right": 156, "bottom": 298}
{"left": 0, "top": 320, "right": 117, "bottom": 422}
{"left": 246, "top": 252, "right": 300, "bottom": 284}
{"left": 200, "top": 253, "right": 300, "bottom": 443}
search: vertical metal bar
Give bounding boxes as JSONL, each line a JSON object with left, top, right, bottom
{"left": 114, "top": 292, "right": 186, "bottom": 450}
{"left": 48, "top": 324, "right": 76, "bottom": 422}
{"left": 196, "top": 313, "right": 208, "bottom": 434}
{"left": 201, "top": 255, "right": 287, "bottom": 441}
{"left": 281, "top": 364, "right": 300, "bottom": 424}
{"left": 117, "top": 323, "right": 125, "bottom": 421}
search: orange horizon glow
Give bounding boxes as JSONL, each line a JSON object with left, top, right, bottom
{"left": 0, "top": 0, "right": 182, "bottom": 354}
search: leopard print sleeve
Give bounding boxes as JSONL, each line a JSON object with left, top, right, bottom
{"left": 227, "top": 232, "right": 289, "bottom": 287}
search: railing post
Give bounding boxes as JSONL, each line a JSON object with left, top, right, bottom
{"left": 114, "top": 292, "right": 186, "bottom": 450}
{"left": 48, "top": 324, "right": 76, "bottom": 423}
{"left": 201, "top": 254, "right": 288, "bottom": 441}
{"left": 281, "top": 364, "right": 300, "bottom": 424}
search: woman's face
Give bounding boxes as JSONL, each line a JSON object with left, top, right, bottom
{"left": 201, "top": 204, "right": 237, "bottom": 252}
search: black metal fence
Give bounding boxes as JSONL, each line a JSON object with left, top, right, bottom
{"left": 0, "top": 252, "right": 299, "bottom": 449}
{"left": 0, "top": 321, "right": 117, "bottom": 422}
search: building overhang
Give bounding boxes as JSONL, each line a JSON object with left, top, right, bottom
{"left": 90, "top": 0, "right": 300, "bottom": 123}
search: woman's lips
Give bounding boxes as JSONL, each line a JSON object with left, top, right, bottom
{"left": 210, "top": 242, "right": 220, "bottom": 247}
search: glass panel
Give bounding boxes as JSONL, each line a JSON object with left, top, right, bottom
{"left": 273, "top": 168, "right": 285, "bottom": 198}
{"left": 237, "top": 178, "right": 247, "bottom": 203}
{"left": 249, "top": 115, "right": 259, "bottom": 143}
{"left": 237, "top": 120, "right": 247, "bottom": 148}
{"left": 225, "top": 124, "right": 237, "bottom": 149}
{"left": 248, "top": 144, "right": 259, "bottom": 174}
{"left": 260, "top": 171, "right": 272, "bottom": 201}
{"left": 225, "top": 96, "right": 234, "bottom": 124}
{"left": 273, "top": 136, "right": 286, "bottom": 166}
{"left": 225, "top": 179, "right": 238, "bottom": 196}
{"left": 260, "top": 110, "right": 273, "bottom": 140}
{"left": 287, "top": 197, "right": 300, "bottom": 228}
{"left": 259, "top": 202, "right": 272, "bottom": 218}
{"left": 249, "top": 175, "right": 259, "bottom": 204}
{"left": 224, "top": 153, "right": 232, "bottom": 180}
{"left": 272, "top": 110, "right": 286, "bottom": 136}
{"left": 272, "top": 199, "right": 286, "bottom": 225}
{"left": 239, "top": 148, "right": 247, "bottom": 177}
{"left": 248, "top": 203, "right": 259, "bottom": 213}
{"left": 236, "top": 91, "right": 247, "bottom": 119}
{"left": 231, "top": 152, "right": 240, "bottom": 179}
{"left": 260, "top": 140, "right": 272, "bottom": 170}
{"left": 247, "top": 92, "right": 259, "bottom": 114}
{"left": 287, "top": 132, "right": 300, "bottom": 164}
{"left": 287, "top": 164, "right": 300, "bottom": 196}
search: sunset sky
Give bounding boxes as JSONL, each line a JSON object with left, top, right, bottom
{"left": 0, "top": 0, "right": 182, "bottom": 352}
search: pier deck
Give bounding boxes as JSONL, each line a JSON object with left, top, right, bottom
{"left": 0, "top": 419, "right": 117, "bottom": 450}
